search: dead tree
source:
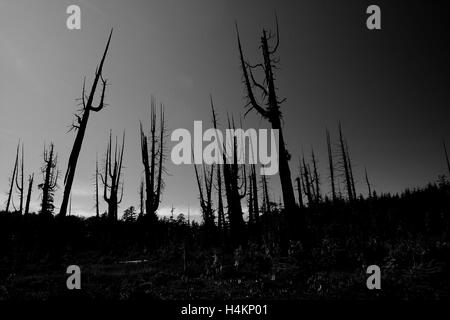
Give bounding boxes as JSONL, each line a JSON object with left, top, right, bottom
{"left": 311, "top": 148, "right": 321, "bottom": 204}
{"left": 307, "top": 163, "right": 317, "bottom": 203}
{"left": 444, "top": 140, "right": 450, "bottom": 178}
{"left": 248, "top": 173, "right": 254, "bottom": 225}
{"left": 345, "top": 141, "right": 357, "bottom": 199}
{"left": 5, "top": 141, "right": 19, "bottom": 212}
{"left": 24, "top": 173, "right": 34, "bottom": 215}
{"left": 101, "top": 131, "right": 125, "bottom": 221}
{"left": 140, "top": 99, "right": 165, "bottom": 223}
{"left": 236, "top": 17, "right": 296, "bottom": 217}
{"left": 365, "top": 167, "right": 372, "bottom": 198}
{"left": 296, "top": 158, "right": 304, "bottom": 209}
{"left": 222, "top": 116, "right": 247, "bottom": 244}
{"left": 139, "top": 178, "right": 144, "bottom": 219}
{"left": 194, "top": 163, "right": 215, "bottom": 233}
{"left": 302, "top": 157, "right": 313, "bottom": 206}
{"left": 59, "top": 30, "right": 112, "bottom": 217}
{"left": 210, "top": 98, "right": 226, "bottom": 234}
{"left": 39, "top": 143, "right": 59, "bottom": 216}
{"left": 95, "top": 154, "right": 100, "bottom": 218}
{"left": 326, "top": 129, "right": 337, "bottom": 202}
{"left": 261, "top": 172, "right": 270, "bottom": 215}
{"left": 338, "top": 123, "right": 353, "bottom": 202}
{"left": 250, "top": 164, "right": 260, "bottom": 225}
{"left": 15, "top": 143, "right": 24, "bottom": 213}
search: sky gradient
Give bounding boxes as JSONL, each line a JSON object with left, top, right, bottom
{"left": 1, "top": 0, "right": 449, "bottom": 219}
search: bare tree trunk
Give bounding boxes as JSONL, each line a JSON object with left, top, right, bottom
{"left": 251, "top": 164, "right": 259, "bottom": 225}
{"left": 24, "top": 173, "right": 34, "bottom": 215}
{"left": 365, "top": 167, "right": 372, "bottom": 198}
{"left": 326, "top": 129, "right": 336, "bottom": 202}
{"left": 14, "top": 143, "right": 24, "bottom": 213}
{"left": 302, "top": 157, "right": 313, "bottom": 206}
{"left": 194, "top": 162, "right": 215, "bottom": 236}
{"left": 295, "top": 174, "right": 303, "bottom": 209}
{"left": 311, "top": 148, "right": 320, "bottom": 204}
{"left": 95, "top": 154, "right": 100, "bottom": 218}
{"left": 139, "top": 178, "right": 144, "bottom": 219}
{"left": 444, "top": 140, "right": 450, "bottom": 178}
{"left": 345, "top": 141, "right": 357, "bottom": 199}
{"left": 338, "top": 123, "right": 353, "bottom": 202}
{"left": 6, "top": 142, "right": 20, "bottom": 212}
{"left": 248, "top": 173, "right": 254, "bottom": 225}
{"left": 59, "top": 30, "right": 112, "bottom": 217}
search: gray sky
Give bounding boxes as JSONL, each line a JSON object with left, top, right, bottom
{"left": 1, "top": 0, "right": 449, "bottom": 219}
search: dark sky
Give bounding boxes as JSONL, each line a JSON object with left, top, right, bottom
{"left": 1, "top": 0, "right": 449, "bottom": 219}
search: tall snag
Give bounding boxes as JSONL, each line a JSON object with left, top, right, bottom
{"left": 24, "top": 173, "right": 34, "bottom": 215}
{"left": 5, "top": 141, "right": 19, "bottom": 212}
{"left": 210, "top": 98, "right": 226, "bottom": 235}
{"left": 365, "top": 167, "right": 372, "bottom": 198}
{"left": 101, "top": 131, "right": 125, "bottom": 221}
{"left": 326, "top": 129, "right": 337, "bottom": 202}
{"left": 95, "top": 154, "right": 100, "bottom": 218}
{"left": 443, "top": 140, "right": 450, "bottom": 178}
{"left": 15, "top": 143, "right": 24, "bottom": 213}
{"left": 311, "top": 148, "right": 321, "bottom": 204}
{"left": 345, "top": 141, "right": 357, "bottom": 199}
{"left": 338, "top": 122, "right": 353, "bottom": 202}
{"left": 39, "top": 143, "right": 59, "bottom": 216}
{"left": 222, "top": 116, "right": 247, "bottom": 245}
{"left": 194, "top": 162, "right": 215, "bottom": 236}
{"left": 236, "top": 16, "right": 296, "bottom": 218}
{"left": 140, "top": 99, "right": 165, "bottom": 223}
{"left": 295, "top": 158, "right": 304, "bottom": 209}
{"left": 59, "top": 30, "right": 112, "bottom": 217}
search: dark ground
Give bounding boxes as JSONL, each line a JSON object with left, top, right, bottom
{"left": 1, "top": 180, "right": 450, "bottom": 301}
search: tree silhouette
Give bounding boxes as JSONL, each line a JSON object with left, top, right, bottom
{"left": 39, "top": 143, "right": 59, "bottom": 216}
{"left": 5, "top": 141, "right": 19, "bottom": 212}
{"left": 139, "top": 99, "right": 165, "bottom": 224}
{"left": 59, "top": 29, "right": 112, "bottom": 217}
{"left": 100, "top": 131, "right": 125, "bottom": 221}
{"left": 236, "top": 16, "right": 297, "bottom": 219}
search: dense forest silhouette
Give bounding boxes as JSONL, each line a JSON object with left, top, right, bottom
{"left": 1, "top": 22, "right": 449, "bottom": 301}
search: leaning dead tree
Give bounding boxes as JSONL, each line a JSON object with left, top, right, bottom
{"left": 236, "top": 17, "right": 297, "bottom": 218}
{"left": 140, "top": 99, "right": 165, "bottom": 223}
{"left": 24, "top": 173, "right": 34, "bottom": 215}
{"left": 5, "top": 141, "right": 19, "bottom": 212}
{"left": 338, "top": 123, "right": 354, "bottom": 202}
{"left": 443, "top": 140, "right": 450, "bottom": 178}
{"left": 365, "top": 167, "right": 372, "bottom": 197}
{"left": 15, "top": 143, "right": 24, "bottom": 213}
{"left": 101, "top": 131, "right": 125, "bottom": 221}
{"left": 59, "top": 30, "right": 112, "bottom": 217}
{"left": 39, "top": 143, "right": 59, "bottom": 216}
{"left": 301, "top": 156, "right": 313, "bottom": 207}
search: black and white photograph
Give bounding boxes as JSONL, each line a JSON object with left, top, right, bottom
{"left": 0, "top": 0, "right": 449, "bottom": 316}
